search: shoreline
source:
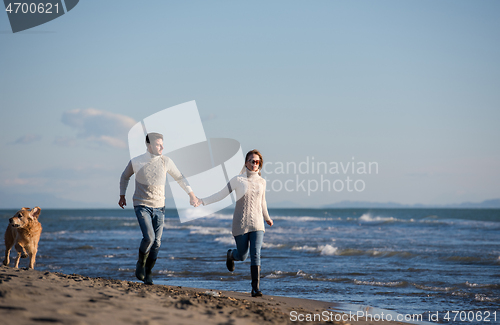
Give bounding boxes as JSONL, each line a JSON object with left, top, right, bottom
{"left": 0, "top": 266, "right": 410, "bottom": 325}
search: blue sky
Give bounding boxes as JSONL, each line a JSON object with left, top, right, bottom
{"left": 1, "top": 1, "right": 499, "bottom": 208}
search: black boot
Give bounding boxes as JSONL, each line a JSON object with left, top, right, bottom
{"left": 251, "top": 265, "right": 262, "bottom": 297}
{"left": 135, "top": 250, "right": 149, "bottom": 281}
{"left": 226, "top": 249, "right": 235, "bottom": 272}
{"left": 144, "top": 257, "right": 156, "bottom": 285}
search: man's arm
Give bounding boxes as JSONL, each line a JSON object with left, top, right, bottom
{"left": 165, "top": 157, "right": 201, "bottom": 207}
{"left": 119, "top": 161, "right": 134, "bottom": 209}
{"left": 118, "top": 195, "right": 127, "bottom": 209}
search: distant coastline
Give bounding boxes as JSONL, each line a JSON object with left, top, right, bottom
{"left": 0, "top": 190, "right": 499, "bottom": 210}
{"left": 269, "top": 198, "right": 500, "bottom": 209}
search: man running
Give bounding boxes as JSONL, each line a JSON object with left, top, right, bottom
{"left": 119, "top": 132, "right": 200, "bottom": 284}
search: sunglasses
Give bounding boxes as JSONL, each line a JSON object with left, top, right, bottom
{"left": 248, "top": 159, "right": 260, "bottom": 165}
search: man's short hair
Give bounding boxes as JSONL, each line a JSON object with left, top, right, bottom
{"left": 146, "top": 132, "right": 163, "bottom": 144}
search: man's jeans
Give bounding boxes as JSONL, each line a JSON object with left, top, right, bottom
{"left": 134, "top": 205, "right": 165, "bottom": 260}
{"left": 231, "top": 231, "right": 264, "bottom": 266}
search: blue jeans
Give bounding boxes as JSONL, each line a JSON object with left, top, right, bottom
{"left": 134, "top": 205, "right": 165, "bottom": 260}
{"left": 231, "top": 231, "right": 264, "bottom": 266}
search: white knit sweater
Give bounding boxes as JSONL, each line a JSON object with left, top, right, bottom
{"left": 201, "top": 168, "right": 271, "bottom": 237}
{"left": 120, "top": 152, "right": 192, "bottom": 208}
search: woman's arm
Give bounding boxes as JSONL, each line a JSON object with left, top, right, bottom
{"left": 201, "top": 177, "right": 237, "bottom": 206}
{"left": 261, "top": 180, "right": 273, "bottom": 226}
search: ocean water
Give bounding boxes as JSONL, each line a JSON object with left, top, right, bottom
{"left": 1, "top": 208, "right": 499, "bottom": 323}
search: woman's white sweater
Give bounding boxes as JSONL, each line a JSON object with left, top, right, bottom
{"left": 201, "top": 169, "right": 271, "bottom": 237}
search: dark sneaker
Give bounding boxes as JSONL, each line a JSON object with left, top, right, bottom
{"left": 251, "top": 289, "right": 263, "bottom": 297}
{"left": 144, "top": 257, "right": 156, "bottom": 285}
{"left": 135, "top": 250, "right": 149, "bottom": 281}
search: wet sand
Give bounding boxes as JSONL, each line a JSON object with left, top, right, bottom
{"left": 0, "top": 266, "right": 408, "bottom": 324}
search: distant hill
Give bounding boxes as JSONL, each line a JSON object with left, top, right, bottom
{"left": 0, "top": 190, "right": 108, "bottom": 209}
{"left": 267, "top": 200, "right": 304, "bottom": 208}
{"left": 451, "top": 198, "right": 500, "bottom": 208}
{"left": 322, "top": 201, "right": 409, "bottom": 208}
{"left": 322, "top": 199, "right": 500, "bottom": 209}
{"left": 1, "top": 189, "right": 498, "bottom": 210}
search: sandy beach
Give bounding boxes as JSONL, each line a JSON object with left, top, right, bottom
{"left": 0, "top": 266, "right": 411, "bottom": 325}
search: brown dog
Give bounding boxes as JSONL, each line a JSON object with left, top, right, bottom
{"left": 3, "top": 207, "right": 42, "bottom": 269}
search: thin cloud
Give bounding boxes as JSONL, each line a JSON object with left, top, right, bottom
{"left": 4, "top": 178, "right": 31, "bottom": 185}
{"left": 53, "top": 136, "right": 77, "bottom": 147}
{"left": 201, "top": 113, "right": 217, "bottom": 121}
{"left": 61, "top": 108, "right": 136, "bottom": 148}
{"left": 20, "top": 165, "right": 112, "bottom": 180}
{"left": 12, "top": 134, "right": 42, "bottom": 145}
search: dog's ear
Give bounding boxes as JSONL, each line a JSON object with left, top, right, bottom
{"left": 22, "top": 207, "right": 30, "bottom": 211}
{"left": 30, "top": 207, "right": 41, "bottom": 219}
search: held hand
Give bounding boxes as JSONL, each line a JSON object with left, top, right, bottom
{"left": 118, "top": 196, "right": 126, "bottom": 209}
{"left": 266, "top": 219, "right": 273, "bottom": 227}
{"left": 193, "top": 197, "right": 203, "bottom": 207}
{"left": 189, "top": 193, "right": 201, "bottom": 207}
